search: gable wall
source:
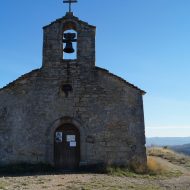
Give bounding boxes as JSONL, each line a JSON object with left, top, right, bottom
{"left": 0, "top": 63, "right": 146, "bottom": 171}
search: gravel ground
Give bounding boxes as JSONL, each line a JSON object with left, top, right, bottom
{"left": 0, "top": 173, "right": 190, "bottom": 190}
{"left": 0, "top": 157, "right": 190, "bottom": 190}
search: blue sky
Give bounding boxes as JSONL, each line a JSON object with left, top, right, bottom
{"left": 0, "top": 0, "right": 190, "bottom": 137}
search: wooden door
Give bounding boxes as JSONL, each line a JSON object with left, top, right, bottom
{"left": 54, "top": 124, "right": 80, "bottom": 170}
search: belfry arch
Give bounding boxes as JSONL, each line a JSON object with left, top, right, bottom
{"left": 63, "top": 29, "right": 77, "bottom": 60}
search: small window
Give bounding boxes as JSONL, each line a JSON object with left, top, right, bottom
{"left": 61, "top": 83, "right": 73, "bottom": 97}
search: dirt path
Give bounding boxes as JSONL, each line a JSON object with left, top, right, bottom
{"left": 151, "top": 156, "right": 190, "bottom": 175}
{"left": 0, "top": 158, "right": 190, "bottom": 190}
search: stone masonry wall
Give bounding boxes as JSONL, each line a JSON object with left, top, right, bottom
{"left": 0, "top": 61, "right": 146, "bottom": 171}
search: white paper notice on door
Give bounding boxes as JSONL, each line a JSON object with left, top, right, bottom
{"left": 67, "top": 135, "right": 75, "bottom": 142}
{"left": 70, "top": 141, "right": 76, "bottom": 147}
{"left": 55, "top": 132, "right": 62, "bottom": 142}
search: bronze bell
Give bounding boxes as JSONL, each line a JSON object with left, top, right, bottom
{"left": 63, "top": 42, "right": 74, "bottom": 53}
{"left": 63, "top": 33, "right": 77, "bottom": 54}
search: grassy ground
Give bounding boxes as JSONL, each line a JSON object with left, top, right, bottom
{"left": 148, "top": 147, "right": 190, "bottom": 169}
{"left": 0, "top": 148, "right": 190, "bottom": 190}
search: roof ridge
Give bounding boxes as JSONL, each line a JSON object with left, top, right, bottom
{"left": 43, "top": 13, "right": 96, "bottom": 29}
{"left": 0, "top": 69, "right": 40, "bottom": 91}
{"left": 95, "top": 66, "right": 146, "bottom": 94}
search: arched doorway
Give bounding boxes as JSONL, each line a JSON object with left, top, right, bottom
{"left": 54, "top": 123, "right": 80, "bottom": 170}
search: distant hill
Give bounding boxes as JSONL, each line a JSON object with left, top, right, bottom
{"left": 170, "top": 144, "right": 190, "bottom": 156}
{"left": 146, "top": 137, "right": 190, "bottom": 146}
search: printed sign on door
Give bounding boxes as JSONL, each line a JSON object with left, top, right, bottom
{"left": 55, "top": 132, "right": 62, "bottom": 143}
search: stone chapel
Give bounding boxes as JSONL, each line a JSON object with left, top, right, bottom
{"left": 0, "top": 9, "right": 147, "bottom": 171}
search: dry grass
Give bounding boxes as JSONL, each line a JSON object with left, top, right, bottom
{"left": 0, "top": 181, "right": 7, "bottom": 190}
{"left": 147, "top": 147, "right": 190, "bottom": 169}
{"left": 147, "top": 156, "right": 165, "bottom": 175}
{"left": 106, "top": 166, "right": 139, "bottom": 177}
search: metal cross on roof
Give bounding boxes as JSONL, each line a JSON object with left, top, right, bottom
{"left": 63, "top": 0, "right": 78, "bottom": 13}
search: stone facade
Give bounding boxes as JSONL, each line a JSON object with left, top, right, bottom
{"left": 0, "top": 12, "right": 147, "bottom": 172}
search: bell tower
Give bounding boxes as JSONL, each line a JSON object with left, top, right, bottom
{"left": 42, "top": 7, "right": 96, "bottom": 69}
